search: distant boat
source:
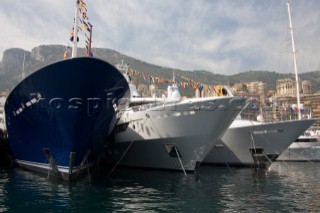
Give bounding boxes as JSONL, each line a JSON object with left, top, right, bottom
{"left": 104, "top": 62, "right": 247, "bottom": 173}
{"left": 277, "top": 129, "right": 320, "bottom": 161}
{"left": 201, "top": 85, "right": 316, "bottom": 167}
{"left": 4, "top": 0, "right": 130, "bottom": 180}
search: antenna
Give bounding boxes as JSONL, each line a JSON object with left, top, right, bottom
{"left": 172, "top": 70, "right": 175, "bottom": 83}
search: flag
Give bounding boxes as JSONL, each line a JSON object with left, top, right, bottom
{"left": 150, "top": 76, "right": 154, "bottom": 83}
{"left": 300, "top": 104, "right": 305, "bottom": 113}
{"left": 63, "top": 51, "right": 68, "bottom": 60}
{"left": 204, "top": 85, "right": 208, "bottom": 92}
{"left": 80, "top": 0, "right": 86, "bottom": 8}
{"left": 193, "top": 84, "right": 197, "bottom": 91}
{"left": 198, "top": 84, "right": 203, "bottom": 92}
{"left": 83, "top": 21, "right": 90, "bottom": 32}
{"left": 83, "top": 21, "right": 88, "bottom": 29}
{"left": 290, "top": 104, "right": 298, "bottom": 112}
{"left": 142, "top": 74, "right": 147, "bottom": 82}
{"left": 63, "top": 46, "right": 71, "bottom": 59}
{"left": 82, "top": 12, "right": 88, "bottom": 20}
{"left": 85, "top": 39, "right": 90, "bottom": 46}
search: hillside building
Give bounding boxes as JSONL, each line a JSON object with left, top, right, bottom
{"left": 276, "top": 78, "right": 315, "bottom": 97}
{"left": 246, "top": 81, "right": 266, "bottom": 94}
{"left": 301, "top": 80, "right": 315, "bottom": 94}
{"left": 276, "top": 78, "right": 300, "bottom": 97}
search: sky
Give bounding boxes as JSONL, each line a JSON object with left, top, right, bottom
{"left": 0, "top": 0, "right": 319, "bottom": 75}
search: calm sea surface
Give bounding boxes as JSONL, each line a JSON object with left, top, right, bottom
{"left": 1, "top": 162, "right": 320, "bottom": 212}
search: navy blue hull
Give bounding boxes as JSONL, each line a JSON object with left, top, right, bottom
{"left": 5, "top": 57, "right": 129, "bottom": 179}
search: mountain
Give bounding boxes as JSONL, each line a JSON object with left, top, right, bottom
{"left": 0, "top": 45, "right": 68, "bottom": 92}
{"left": 0, "top": 45, "right": 319, "bottom": 96}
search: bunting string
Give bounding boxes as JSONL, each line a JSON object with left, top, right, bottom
{"left": 127, "top": 67, "right": 221, "bottom": 96}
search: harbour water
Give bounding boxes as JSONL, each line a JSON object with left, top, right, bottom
{"left": 1, "top": 162, "right": 320, "bottom": 212}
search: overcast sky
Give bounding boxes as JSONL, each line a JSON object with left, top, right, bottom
{"left": 0, "top": 0, "right": 319, "bottom": 75}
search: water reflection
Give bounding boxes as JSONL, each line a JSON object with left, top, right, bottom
{"left": 1, "top": 163, "right": 320, "bottom": 212}
{"left": 105, "top": 168, "right": 193, "bottom": 212}
{"left": 3, "top": 169, "right": 72, "bottom": 212}
{"left": 270, "top": 162, "right": 320, "bottom": 212}
{"left": 217, "top": 167, "right": 285, "bottom": 212}
{"left": 215, "top": 162, "right": 320, "bottom": 212}
{"left": 0, "top": 170, "right": 9, "bottom": 212}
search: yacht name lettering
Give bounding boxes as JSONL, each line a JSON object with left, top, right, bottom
{"left": 251, "top": 129, "right": 284, "bottom": 135}
{"left": 12, "top": 95, "right": 121, "bottom": 116}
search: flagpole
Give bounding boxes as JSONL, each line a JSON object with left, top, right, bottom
{"left": 72, "top": 0, "right": 80, "bottom": 58}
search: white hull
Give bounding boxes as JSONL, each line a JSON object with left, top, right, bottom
{"left": 277, "top": 138, "right": 320, "bottom": 162}
{"left": 105, "top": 96, "right": 247, "bottom": 172}
{"left": 203, "top": 119, "right": 316, "bottom": 167}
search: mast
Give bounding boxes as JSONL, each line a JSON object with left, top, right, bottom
{"left": 72, "top": 0, "right": 80, "bottom": 58}
{"left": 286, "top": 1, "right": 301, "bottom": 120}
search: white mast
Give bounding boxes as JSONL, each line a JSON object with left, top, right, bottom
{"left": 72, "top": 0, "right": 80, "bottom": 58}
{"left": 286, "top": 1, "right": 301, "bottom": 120}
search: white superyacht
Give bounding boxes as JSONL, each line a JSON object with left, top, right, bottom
{"left": 105, "top": 63, "right": 247, "bottom": 173}
{"left": 203, "top": 116, "right": 316, "bottom": 167}
{"left": 202, "top": 86, "right": 316, "bottom": 167}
